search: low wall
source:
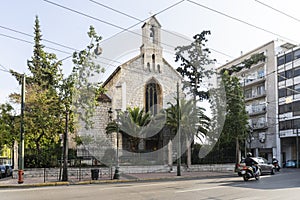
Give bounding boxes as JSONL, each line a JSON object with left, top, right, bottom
{"left": 12, "top": 163, "right": 235, "bottom": 178}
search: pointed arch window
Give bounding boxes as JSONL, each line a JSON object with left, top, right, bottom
{"left": 150, "top": 25, "right": 155, "bottom": 43}
{"left": 145, "top": 81, "right": 161, "bottom": 115}
{"left": 152, "top": 54, "right": 155, "bottom": 71}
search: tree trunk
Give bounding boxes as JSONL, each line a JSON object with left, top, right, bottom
{"left": 186, "top": 137, "right": 191, "bottom": 168}
{"left": 235, "top": 137, "right": 240, "bottom": 172}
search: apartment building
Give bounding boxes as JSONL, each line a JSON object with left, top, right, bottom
{"left": 218, "top": 41, "right": 277, "bottom": 162}
{"left": 277, "top": 44, "right": 300, "bottom": 164}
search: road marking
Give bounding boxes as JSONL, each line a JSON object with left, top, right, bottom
{"left": 175, "top": 186, "right": 222, "bottom": 193}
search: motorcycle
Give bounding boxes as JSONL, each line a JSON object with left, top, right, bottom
{"left": 240, "top": 165, "right": 260, "bottom": 181}
{"left": 272, "top": 160, "right": 280, "bottom": 172}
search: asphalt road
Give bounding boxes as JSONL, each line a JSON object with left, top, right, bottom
{"left": 1, "top": 168, "right": 300, "bottom": 200}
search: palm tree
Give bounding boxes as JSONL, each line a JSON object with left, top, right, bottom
{"left": 105, "top": 107, "right": 152, "bottom": 152}
{"left": 165, "top": 98, "right": 210, "bottom": 166}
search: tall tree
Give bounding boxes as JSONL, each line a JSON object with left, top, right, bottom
{"left": 59, "top": 25, "right": 104, "bottom": 181}
{"left": 165, "top": 99, "right": 210, "bottom": 166}
{"left": 9, "top": 16, "right": 63, "bottom": 167}
{"left": 221, "top": 70, "right": 249, "bottom": 169}
{"left": 0, "top": 103, "right": 18, "bottom": 149}
{"left": 175, "top": 31, "right": 215, "bottom": 101}
{"left": 174, "top": 31, "right": 215, "bottom": 166}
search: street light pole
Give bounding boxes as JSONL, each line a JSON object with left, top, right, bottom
{"left": 176, "top": 82, "right": 181, "bottom": 176}
{"left": 18, "top": 74, "right": 25, "bottom": 184}
{"left": 113, "top": 109, "right": 120, "bottom": 179}
{"left": 297, "top": 129, "right": 299, "bottom": 168}
{"left": 62, "top": 109, "right": 69, "bottom": 181}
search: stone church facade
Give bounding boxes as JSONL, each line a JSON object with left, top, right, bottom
{"left": 77, "top": 16, "right": 183, "bottom": 167}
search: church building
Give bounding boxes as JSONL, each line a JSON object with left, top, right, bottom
{"left": 77, "top": 16, "right": 185, "bottom": 167}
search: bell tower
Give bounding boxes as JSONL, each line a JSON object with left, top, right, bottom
{"left": 140, "top": 16, "right": 163, "bottom": 72}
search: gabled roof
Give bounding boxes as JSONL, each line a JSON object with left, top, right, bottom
{"left": 102, "top": 54, "right": 142, "bottom": 87}
{"left": 141, "top": 15, "right": 161, "bottom": 28}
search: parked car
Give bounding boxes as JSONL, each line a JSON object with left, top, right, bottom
{"left": 284, "top": 160, "right": 299, "bottom": 168}
{"left": 0, "top": 165, "right": 6, "bottom": 178}
{"left": 237, "top": 157, "right": 275, "bottom": 176}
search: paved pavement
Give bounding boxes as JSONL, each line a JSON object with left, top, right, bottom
{"left": 0, "top": 171, "right": 236, "bottom": 188}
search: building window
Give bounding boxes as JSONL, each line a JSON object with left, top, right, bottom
{"left": 257, "top": 69, "right": 264, "bottom": 78}
{"left": 294, "top": 67, "right": 300, "bottom": 77}
{"left": 285, "top": 52, "right": 293, "bottom": 63}
{"left": 286, "top": 69, "right": 293, "bottom": 79}
{"left": 152, "top": 54, "right": 155, "bottom": 71}
{"left": 145, "top": 81, "right": 161, "bottom": 115}
{"left": 147, "top": 62, "right": 151, "bottom": 71}
{"left": 294, "top": 49, "right": 300, "bottom": 60}
{"left": 278, "top": 88, "right": 286, "bottom": 98}
{"left": 294, "top": 84, "right": 300, "bottom": 93}
{"left": 245, "top": 89, "right": 252, "bottom": 99}
{"left": 279, "top": 103, "right": 292, "bottom": 114}
{"left": 278, "top": 71, "right": 285, "bottom": 82}
{"left": 257, "top": 85, "right": 265, "bottom": 96}
{"left": 277, "top": 55, "right": 285, "bottom": 66}
{"left": 293, "top": 118, "right": 300, "bottom": 129}
{"left": 279, "top": 120, "right": 292, "bottom": 130}
{"left": 157, "top": 64, "right": 161, "bottom": 73}
{"left": 150, "top": 25, "right": 155, "bottom": 43}
{"left": 286, "top": 86, "right": 293, "bottom": 96}
{"left": 293, "top": 101, "right": 300, "bottom": 116}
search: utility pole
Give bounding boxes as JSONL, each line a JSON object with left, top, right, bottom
{"left": 113, "top": 109, "right": 120, "bottom": 179}
{"left": 18, "top": 74, "right": 25, "bottom": 184}
{"left": 177, "top": 82, "right": 181, "bottom": 176}
{"left": 297, "top": 129, "right": 299, "bottom": 168}
{"left": 62, "top": 109, "right": 69, "bottom": 181}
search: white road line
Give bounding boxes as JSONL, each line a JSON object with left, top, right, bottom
{"left": 175, "top": 186, "right": 222, "bottom": 193}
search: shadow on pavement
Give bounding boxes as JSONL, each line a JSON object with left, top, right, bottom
{"left": 216, "top": 168, "right": 300, "bottom": 190}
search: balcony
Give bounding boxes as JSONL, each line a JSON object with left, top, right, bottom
{"left": 252, "top": 122, "right": 268, "bottom": 130}
{"left": 247, "top": 104, "right": 266, "bottom": 116}
{"left": 245, "top": 92, "right": 266, "bottom": 101}
{"left": 243, "top": 76, "right": 265, "bottom": 88}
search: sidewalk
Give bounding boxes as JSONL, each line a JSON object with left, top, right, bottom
{"left": 0, "top": 171, "right": 236, "bottom": 188}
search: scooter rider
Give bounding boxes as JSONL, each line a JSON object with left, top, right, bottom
{"left": 245, "top": 152, "right": 258, "bottom": 174}
{"left": 272, "top": 157, "right": 281, "bottom": 170}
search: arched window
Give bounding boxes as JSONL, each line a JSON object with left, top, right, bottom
{"left": 157, "top": 64, "right": 161, "bottom": 73}
{"left": 150, "top": 25, "right": 155, "bottom": 43}
{"left": 147, "top": 62, "right": 150, "bottom": 71}
{"left": 145, "top": 80, "right": 161, "bottom": 115}
{"left": 152, "top": 54, "right": 155, "bottom": 71}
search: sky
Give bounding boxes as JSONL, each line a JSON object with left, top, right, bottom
{"left": 1, "top": 0, "right": 300, "bottom": 106}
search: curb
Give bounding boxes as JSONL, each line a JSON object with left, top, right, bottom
{"left": 0, "top": 172, "right": 236, "bottom": 189}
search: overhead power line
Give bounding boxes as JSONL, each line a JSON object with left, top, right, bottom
{"left": 0, "top": 27, "right": 122, "bottom": 65}
{"left": 0, "top": 32, "right": 71, "bottom": 54}
{"left": 187, "top": 0, "right": 299, "bottom": 44}
{"left": 254, "top": 0, "right": 300, "bottom": 23}
{"left": 0, "top": 25, "right": 78, "bottom": 51}
{"left": 88, "top": 0, "right": 233, "bottom": 59}
{"left": 0, "top": 64, "right": 10, "bottom": 73}
{"left": 42, "top": 0, "right": 183, "bottom": 50}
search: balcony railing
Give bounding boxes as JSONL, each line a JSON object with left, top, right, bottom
{"left": 252, "top": 122, "right": 268, "bottom": 130}
{"left": 247, "top": 104, "right": 266, "bottom": 115}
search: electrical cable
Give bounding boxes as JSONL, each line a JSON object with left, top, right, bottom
{"left": 89, "top": 0, "right": 233, "bottom": 59}
{"left": 254, "top": 0, "right": 300, "bottom": 23}
{"left": 187, "top": 0, "right": 299, "bottom": 44}
{"left": 0, "top": 32, "right": 71, "bottom": 54}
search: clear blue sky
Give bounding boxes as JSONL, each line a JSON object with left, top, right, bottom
{"left": 1, "top": 0, "right": 300, "bottom": 105}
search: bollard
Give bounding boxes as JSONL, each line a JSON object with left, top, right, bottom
{"left": 18, "top": 170, "right": 24, "bottom": 184}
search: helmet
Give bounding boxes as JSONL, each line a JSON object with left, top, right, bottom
{"left": 246, "top": 152, "right": 252, "bottom": 157}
